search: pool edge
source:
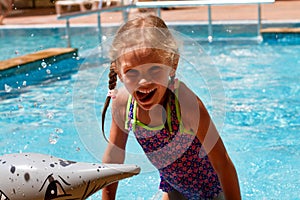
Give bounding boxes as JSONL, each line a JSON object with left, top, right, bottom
{"left": 0, "top": 48, "right": 78, "bottom": 76}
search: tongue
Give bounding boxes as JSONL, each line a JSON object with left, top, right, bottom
{"left": 137, "top": 89, "right": 155, "bottom": 101}
{"left": 137, "top": 91, "right": 150, "bottom": 100}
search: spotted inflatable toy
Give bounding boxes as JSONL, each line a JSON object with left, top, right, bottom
{"left": 0, "top": 153, "right": 140, "bottom": 200}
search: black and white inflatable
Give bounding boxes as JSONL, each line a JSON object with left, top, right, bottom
{"left": 0, "top": 153, "right": 140, "bottom": 200}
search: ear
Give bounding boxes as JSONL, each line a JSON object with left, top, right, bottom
{"left": 118, "top": 73, "right": 123, "bottom": 82}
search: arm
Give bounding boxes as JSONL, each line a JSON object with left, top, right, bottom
{"left": 102, "top": 117, "right": 129, "bottom": 200}
{"left": 102, "top": 89, "right": 129, "bottom": 200}
{"left": 178, "top": 82, "right": 241, "bottom": 199}
{"left": 196, "top": 99, "right": 241, "bottom": 200}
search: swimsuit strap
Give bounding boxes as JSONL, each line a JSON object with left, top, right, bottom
{"left": 125, "top": 95, "right": 136, "bottom": 131}
{"left": 125, "top": 80, "right": 181, "bottom": 132}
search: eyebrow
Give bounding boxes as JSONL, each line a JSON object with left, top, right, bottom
{"left": 122, "top": 64, "right": 133, "bottom": 73}
{"left": 39, "top": 173, "right": 53, "bottom": 192}
{"left": 39, "top": 174, "right": 71, "bottom": 192}
{"left": 58, "top": 175, "right": 71, "bottom": 186}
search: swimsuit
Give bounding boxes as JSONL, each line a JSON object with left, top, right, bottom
{"left": 125, "top": 88, "right": 222, "bottom": 200}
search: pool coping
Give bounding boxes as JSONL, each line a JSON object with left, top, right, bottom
{"left": 0, "top": 48, "right": 78, "bottom": 75}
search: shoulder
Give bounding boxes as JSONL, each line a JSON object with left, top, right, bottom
{"left": 177, "top": 81, "right": 203, "bottom": 113}
{"left": 112, "top": 87, "right": 129, "bottom": 109}
{"left": 111, "top": 87, "right": 130, "bottom": 131}
{"left": 177, "top": 81, "right": 210, "bottom": 134}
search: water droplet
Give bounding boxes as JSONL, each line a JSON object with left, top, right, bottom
{"left": 55, "top": 128, "right": 63, "bottom": 134}
{"left": 41, "top": 62, "right": 47, "bottom": 68}
{"left": 49, "top": 133, "right": 59, "bottom": 144}
{"left": 46, "top": 111, "right": 54, "bottom": 119}
{"left": 46, "top": 69, "right": 51, "bottom": 74}
{"left": 4, "top": 84, "right": 12, "bottom": 92}
{"left": 22, "top": 81, "right": 27, "bottom": 86}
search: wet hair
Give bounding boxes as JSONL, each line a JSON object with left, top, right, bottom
{"left": 101, "top": 14, "right": 179, "bottom": 140}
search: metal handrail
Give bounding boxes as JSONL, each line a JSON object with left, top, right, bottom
{"left": 57, "top": 0, "right": 275, "bottom": 47}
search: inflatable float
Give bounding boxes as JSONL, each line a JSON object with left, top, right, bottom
{"left": 0, "top": 153, "right": 140, "bottom": 200}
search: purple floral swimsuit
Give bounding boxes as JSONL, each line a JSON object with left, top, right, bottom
{"left": 125, "top": 91, "right": 222, "bottom": 200}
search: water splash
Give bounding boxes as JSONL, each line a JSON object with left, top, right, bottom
{"left": 4, "top": 84, "right": 12, "bottom": 93}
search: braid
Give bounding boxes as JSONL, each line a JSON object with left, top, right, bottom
{"left": 102, "top": 62, "right": 118, "bottom": 142}
{"left": 108, "top": 63, "right": 118, "bottom": 90}
{"left": 169, "top": 75, "right": 175, "bottom": 87}
{"left": 165, "top": 74, "right": 179, "bottom": 132}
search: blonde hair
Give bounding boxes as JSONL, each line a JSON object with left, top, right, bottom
{"left": 109, "top": 14, "right": 178, "bottom": 62}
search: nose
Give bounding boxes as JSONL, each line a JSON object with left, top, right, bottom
{"left": 139, "top": 78, "right": 148, "bottom": 84}
{"left": 138, "top": 73, "right": 151, "bottom": 85}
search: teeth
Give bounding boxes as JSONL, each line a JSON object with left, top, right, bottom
{"left": 138, "top": 88, "right": 155, "bottom": 94}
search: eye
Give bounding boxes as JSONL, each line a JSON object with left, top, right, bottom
{"left": 45, "top": 180, "right": 67, "bottom": 200}
{"left": 125, "top": 69, "right": 139, "bottom": 78}
{"left": 149, "top": 66, "right": 163, "bottom": 75}
{"left": 40, "top": 174, "right": 71, "bottom": 200}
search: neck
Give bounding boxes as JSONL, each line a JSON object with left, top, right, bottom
{"left": 137, "top": 104, "right": 166, "bottom": 127}
{"left": 137, "top": 92, "right": 170, "bottom": 127}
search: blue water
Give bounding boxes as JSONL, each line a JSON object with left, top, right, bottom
{"left": 0, "top": 24, "right": 300, "bottom": 199}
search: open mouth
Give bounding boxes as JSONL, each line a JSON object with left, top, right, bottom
{"left": 136, "top": 88, "right": 156, "bottom": 101}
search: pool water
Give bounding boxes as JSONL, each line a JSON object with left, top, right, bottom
{"left": 0, "top": 24, "right": 300, "bottom": 199}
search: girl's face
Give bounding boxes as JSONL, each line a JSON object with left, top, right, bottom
{"left": 117, "top": 49, "right": 177, "bottom": 110}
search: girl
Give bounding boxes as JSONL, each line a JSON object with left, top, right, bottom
{"left": 101, "top": 15, "right": 241, "bottom": 200}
